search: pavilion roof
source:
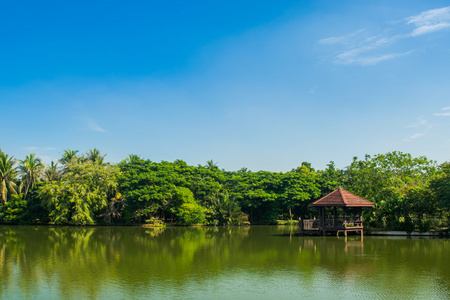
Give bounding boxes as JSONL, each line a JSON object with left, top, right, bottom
{"left": 308, "top": 187, "right": 374, "bottom": 207}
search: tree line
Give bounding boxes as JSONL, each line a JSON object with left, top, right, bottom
{"left": 0, "top": 148, "right": 449, "bottom": 230}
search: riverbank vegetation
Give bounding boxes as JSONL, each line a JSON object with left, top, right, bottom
{"left": 0, "top": 148, "right": 448, "bottom": 231}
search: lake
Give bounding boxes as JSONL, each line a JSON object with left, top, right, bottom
{"left": 0, "top": 225, "right": 449, "bottom": 299}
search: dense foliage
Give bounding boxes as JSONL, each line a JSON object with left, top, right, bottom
{"left": 0, "top": 148, "right": 448, "bottom": 230}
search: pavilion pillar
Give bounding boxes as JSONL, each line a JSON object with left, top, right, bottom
{"left": 320, "top": 207, "right": 326, "bottom": 236}
{"left": 333, "top": 206, "right": 337, "bottom": 227}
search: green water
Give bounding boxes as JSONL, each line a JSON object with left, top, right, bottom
{"left": 0, "top": 225, "right": 449, "bottom": 299}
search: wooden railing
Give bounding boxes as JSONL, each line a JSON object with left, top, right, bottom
{"left": 325, "top": 217, "right": 362, "bottom": 227}
{"left": 302, "top": 219, "right": 320, "bottom": 230}
{"left": 300, "top": 217, "right": 363, "bottom": 230}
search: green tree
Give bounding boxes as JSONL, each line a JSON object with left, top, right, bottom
{"left": 430, "top": 162, "right": 450, "bottom": 213}
{"left": 171, "top": 186, "right": 206, "bottom": 225}
{"left": 0, "top": 193, "right": 29, "bottom": 224}
{"left": 229, "top": 170, "right": 281, "bottom": 224}
{"left": 18, "top": 153, "right": 44, "bottom": 200}
{"left": 205, "top": 160, "right": 219, "bottom": 171}
{"left": 43, "top": 161, "right": 61, "bottom": 181}
{"left": 0, "top": 149, "right": 18, "bottom": 203}
{"left": 317, "top": 161, "right": 342, "bottom": 196}
{"left": 206, "top": 190, "right": 247, "bottom": 225}
{"left": 84, "top": 148, "right": 106, "bottom": 165}
{"left": 39, "top": 160, "right": 121, "bottom": 224}
{"left": 344, "top": 152, "right": 437, "bottom": 230}
{"left": 281, "top": 164, "right": 321, "bottom": 220}
{"left": 60, "top": 148, "right": 79, "bottom": 164}
{"left": 117, "top": 157, "right": 186, "bottom": 223}
{"left": 344, "top": 151, "right": 436, "bottom": 203}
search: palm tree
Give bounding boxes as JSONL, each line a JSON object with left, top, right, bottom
{"left": 43, "top": 161, "right": 61, "bottom": 181}
{"left": 205, "top": 160, "right": 219, "bottom": 171}
{"left": 60, "top": 148, "right": 79, "bottom": 165}
{"left": 85, "top": 148, "right": 106, "bottom": 165}
{"left": 19, "top": 153, "right": 44, "bottom": 200}
{"left": 0, "top": 150, "right": 18, "bottom": 203}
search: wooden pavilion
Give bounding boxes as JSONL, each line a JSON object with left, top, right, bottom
{"left": 299, "top": 187, "right": 374, "bottom": 237}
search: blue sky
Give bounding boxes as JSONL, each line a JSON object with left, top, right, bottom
{"left": 1, "top": 0, "right": 450, "bottom": 171}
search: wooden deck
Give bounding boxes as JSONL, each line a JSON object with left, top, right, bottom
{"left": 299, "top": 218, "right": 364, "bottom": 237}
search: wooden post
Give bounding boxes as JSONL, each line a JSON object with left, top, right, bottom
{"left": 299, "top": 218, "right": 304, "bottom": 236}
{"left": 334, "top": 206, "right": 337, "bottom": 227}
{"left": 343, "top": 207, "right": 347, "bottom": 226}
{"left": 320, "top": 207, "right": 324, "bottom": 228}
{"left": 320, "top": 207, "right": 326, "bottom": 236}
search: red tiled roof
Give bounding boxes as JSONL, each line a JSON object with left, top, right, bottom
{"left": 308, "top": 187, "right": 374, "bottom": 207}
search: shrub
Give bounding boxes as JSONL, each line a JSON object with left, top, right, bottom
{"left": 0, "top": 194, "right": 29, "bottom": 224}
{"left": 172, "top": 187, "right": 206, "bottom": 225}
{"left": 177, "top": 202, "right": 206, "bottom": 225}
{"left": 145, "top": 216, "right": 166, "bottom": 228}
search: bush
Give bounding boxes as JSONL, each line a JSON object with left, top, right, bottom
{"left": 392, "top": 216, "right": 415, "bottom": 232}
{"left": 177, "top": 202, "right": 206, "bottom": 225}
{"left": 145, "top": 216, "right": 166, "bottom": 228}
{"left": 172, "top": 187, "right": 206, "bottom": 225}
{"left": 0, "top": 194, "right": 30, "bottom": 224}
{"left": 416, "top": 219, "right": 431, "bottom": 232}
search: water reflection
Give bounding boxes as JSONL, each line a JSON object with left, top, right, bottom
{"left": 1, "top": 225, "right": 449, "bottom": 299}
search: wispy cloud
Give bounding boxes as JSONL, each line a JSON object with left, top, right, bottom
{"left": 434, "top": 112, "right": 450, "bottom": 116}
{"left": 320, "top": 6, "right": 450, "bottom": 66}
{"left": 410, "top": 133, "right": 425, "bottom": 139}
{"left": 434, "top": 106, "right": 450, "bottom": 116}
{"left": 84, "top": 118, "right": 107, "bottom": 133}
{"left": 38, "top": 155, "right": 57, "bottom": 165}
{"left": 403, "top": 133, "right": 425, "bottom": 142}
{"left": 406, "top": 116, "right": 427, "bottom": 128}
{"left": 338, "top": 51, "right": 412, "bottom": 66}
{"left": 407, "top": 6, "right": 450, "bottom": 36}
{"left": 318, "top": 29, "right": 366, "bottom": 45}
{"left": 24, "top": 146, "right": 56, "bottom": 151}
{"left": 308, "top": 86, "right": 318, "bottom": 94}
{"left": 22, "top": 147, "right": 58, "bottom": 164}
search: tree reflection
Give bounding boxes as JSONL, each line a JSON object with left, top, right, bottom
{"left": 0, "top": 226, "right": 449, "bottom": 298}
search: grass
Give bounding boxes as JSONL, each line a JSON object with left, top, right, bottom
{"left": 277, "top": 219, "right": 299, "bottom": 225}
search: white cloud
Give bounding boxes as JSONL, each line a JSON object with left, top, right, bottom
{"left": 356, "top": 52, "right": 412, "bottom": 66}
{"left": 324, "top": 32, "right": 405, "bottom": 66}
{"left": 22, "top": 147, "right": 58, "bottom": 164}
{"left": 407, "top": 6, "right": 450, "bottom": 36}
{"left": 406, "top": 116, "right": 427, "bottom": 128}
{"left": 434, "top": 112, "right": 450, "bottom": 116}
{"left": 24, "top": 146, "right": 39, "bottom": 151}
{"left": 321, "top": 6, "right": 450, "bottom": 66}
{"left": 319, "top": 29, "right": 365, "bottom": 45}
{"left": 337, "top": 50, "right": 411, "bottom": 66}
{"left": 85, "top": 118, "right": 107, "bottom": 133}
{"left": 308, "top": 86, "right": 318, "bottom": 94}
{"left": 411, "top": 133, "right": 424, "bottom": 139}
{"left": 411, "top": 22, "right": 450, "bottom": 36}
{"left": 434, "top": 106, "right": 450, "bottom": 116}
{"left": 24, "top": 146, "right": 56, "bottom": 151}
{"left": 38, "top": 155, "right": 57, "bottom": 165}
{"left": 336, "top": 46, "right": 373, "bottom": 64}
{"left": 403, "top": 133, "right": 425, "bottom": 142}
